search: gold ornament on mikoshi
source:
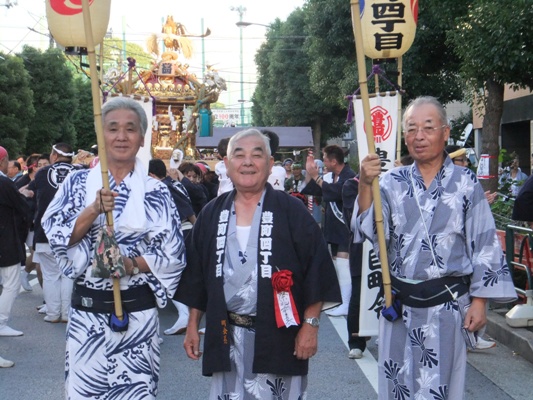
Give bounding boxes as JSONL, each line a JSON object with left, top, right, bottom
{"left": 45, "top": 0, "right": 111, "bottom": 47}
{"left": 359, "top": 0, "right": 418, "bottom": 59}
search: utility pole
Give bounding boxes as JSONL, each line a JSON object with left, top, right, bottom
{"left": 121, "top": 16, "right": 127, "bottom": 72}
{"left": 231, "top": 5, "right": 246, "bottom": 127}
{"left": 201, "top": 18, "right": 205, "bottom": 76}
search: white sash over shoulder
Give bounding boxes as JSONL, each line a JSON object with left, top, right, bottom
{"left": 86, "top": 157, "right": 148, "bottom": 234}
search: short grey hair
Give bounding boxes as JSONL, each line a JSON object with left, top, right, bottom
{"left": 227, "top": 128, "right": 272, "bottom": 158}
{"left": 403, "top": 96, "right": 448, "bottom": 130}
{"left": 102, "top": 97, "right": 148, "bottom": 137}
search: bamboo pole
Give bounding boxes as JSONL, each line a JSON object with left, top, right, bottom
{"left": 448, "top": 148, "right": 466, "bottom": 160}
{"left": 81, "top": 0, "right": 124, "bottom": 321}
{"left": 99, "top": 44, "right": 104, "bottom": 91}
{"left": 350, "top": 0, "right": 392, "bottom": 307}
{"left": 396, "top": 57, "right": 403, "bottom": 162}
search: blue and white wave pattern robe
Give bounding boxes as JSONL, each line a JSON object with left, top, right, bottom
{"left": 352, "top": 157, "right": 516, "bottom": 400}
{"left": 43, "top": 164, "right": 186, "bottom": 400}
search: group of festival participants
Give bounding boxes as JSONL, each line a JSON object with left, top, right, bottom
{"left": 1, "top": 95, "right": 519, "bottom": 399}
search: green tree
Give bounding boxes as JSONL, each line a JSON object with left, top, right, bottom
{"left": 305, "top": 0, "right": 464, "bottom": 106}
{"left": 400, "top": 0, "right": 466, "bottom": 104}
{"left": 0, "top": 53, "right": 35, "bottom": 157}
{"left": 252, "top": 19, "right": 280, "bottom": 127}
{"left": 305, "top": 0, "right": 357, "bottom": 108}
{"left": 447, "top": 0, "right": 533, "bottom": 192}
{"left": 20, "top": 46, "right": 78, "bottom": 153}
{"left": 253, "top": 10, "right": 346, "bottom": 153}
{"left": 72, "top": 76, "right": 96, "bottom": 151}
{"left": 253, "top": 0, "right": 467, "bottom": 151}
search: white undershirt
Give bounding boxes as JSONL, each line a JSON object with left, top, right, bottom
{"left": 236, "top": 225, "right": 251, "bottom": 252}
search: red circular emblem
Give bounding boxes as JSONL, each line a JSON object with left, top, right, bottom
{"left": 50, "top": 0, "right": 94, "bottom": 16}
{"left": 369, "top": 105, "right": 392, "bottom": 144}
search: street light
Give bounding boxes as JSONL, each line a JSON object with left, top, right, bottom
{"left": 232, "top": 17, "right": 272, "bottom": 127}
{"left": 236, "top": 21, "right": 271, "bottom": 29}
{"left": 231, "top": 5, "right": 246, "bottom": 127}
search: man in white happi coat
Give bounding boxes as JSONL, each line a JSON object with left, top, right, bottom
{"left": 43, "top": 97, "right": 186, "bottom": 399}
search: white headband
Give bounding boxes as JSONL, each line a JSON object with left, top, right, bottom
{"left": 52, "top": 145, "right": 76, "bottom": 158}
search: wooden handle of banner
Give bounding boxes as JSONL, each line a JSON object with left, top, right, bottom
{"left": 448, "top": 148, "right": 466, "bottom": 160}
{"left": 81, "top": 0, "right": 123, "bottom": 321}
{"left": 350, "top": 0, "right": 392, "bottom": 308}
{"left": 396, "top": 57, "right": 403, "bottom": 162}
{"left": 353, "top": 91, "right": 399, "bottom": 100}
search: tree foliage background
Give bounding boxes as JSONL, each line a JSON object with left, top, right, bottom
{"left": 21, "top": 46, "right": 78, "bottom": 154}
{"left": 0, "top": 38, "right": 153, "bottom": 159}
{"left": 0, "top": 53, "right": 34, "bottom": 158}
{"left": 446, "top": 0, "right": 533, "bottom": 192}
{"left": 72, "top": 77, "right": 96, "bottom": 151}
{"left": 252, "top": 0, "right": 531, "bottom": 190}
{"left": 253, "top": 0, "right": 468, "bottom": 150}
{"left": 0, "top": 0, "right": 531, "bottom": 174}
{"left": 252, "top": 9, "right": 346, "bottom": 153}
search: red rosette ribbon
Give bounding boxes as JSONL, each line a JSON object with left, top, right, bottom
{"left": 272, "top": 270, "right": 300, "bottom": 328}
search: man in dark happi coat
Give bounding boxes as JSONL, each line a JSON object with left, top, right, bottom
{"left": 176, "top": 129, "right": 340, "bottom": 399}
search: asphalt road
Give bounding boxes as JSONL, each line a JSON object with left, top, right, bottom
{"left": 1, "top": 276, "right": 533, "bottom": 399}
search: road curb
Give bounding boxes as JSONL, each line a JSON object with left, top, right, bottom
{"left": 486, "top": 309, "right": 533, "bottom": 364}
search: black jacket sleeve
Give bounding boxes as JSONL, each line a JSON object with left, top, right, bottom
{"left": 513, "top": 175, "right": 533, "bottom": 221}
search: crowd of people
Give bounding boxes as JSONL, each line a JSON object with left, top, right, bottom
{"left": 0, "top": 95, "right": 524, "bottom": 399}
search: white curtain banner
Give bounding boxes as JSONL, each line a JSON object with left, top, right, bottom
{"left": 358, "top": 241, "right": 382, "bottom": 336}
{"left": 354, "top": 92, "right": 400, "bottom": 337}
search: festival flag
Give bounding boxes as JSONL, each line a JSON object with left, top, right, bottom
{"left": 358, "top": 247, "right": 383, "bottom": 336}
{"left": 353, "top": 92, "right": 399, "bottom": 336}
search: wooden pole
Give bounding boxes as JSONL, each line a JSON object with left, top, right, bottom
{"left": 350, "top": 0, "right": 392, "bottom": 307}
{"left": 81, "top": 0, "right": 124, "bottom": 321}
{"left": 448, "top": 148, "right": 466, "bottom": 160}
{"left": 396, "top": 57, "right": 403, "bottom": 162}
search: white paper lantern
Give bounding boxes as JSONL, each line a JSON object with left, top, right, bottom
{"left": 46, "top": 0, "right": 111, "bottom": 48}
{"left": 359, "top": 0, "right": 419, "bottom": 59}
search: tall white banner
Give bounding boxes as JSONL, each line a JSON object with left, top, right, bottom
{"left": 354, "top": 92, "right": 399, "bottom": 336}
{"left": 354, "top": 92, "right": 399, "bottom": 172}
{"left": 358, "top": 244, "right": 384, "bottom": 336}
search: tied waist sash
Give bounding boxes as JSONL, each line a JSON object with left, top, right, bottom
{"left": 391, "top": 275, "right": 470, "bottom": 308}
{"left": 71, "top": 284, "right": 156, "bottom": 314}
{"left": 227, "top": 312, "right": 256, "bottom": 329}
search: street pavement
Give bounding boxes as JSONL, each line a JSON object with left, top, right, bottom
{"left": 2, "top": 275, "right": 533, "bottom": 399}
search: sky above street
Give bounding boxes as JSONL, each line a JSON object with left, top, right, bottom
{"left": 0, "top": 0, "right": 306, "bottom": 107}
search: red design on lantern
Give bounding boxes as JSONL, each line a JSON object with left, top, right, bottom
{"left": 50, "top": 0, "right": 94, "bottom": 16}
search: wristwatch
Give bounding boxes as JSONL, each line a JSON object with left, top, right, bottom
{"left": 130, "top": 257, "right": 140, "bottom": 275}
{"left": 304, "top": 317, "right": 320, "bottom": 327}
